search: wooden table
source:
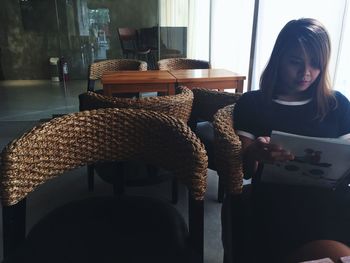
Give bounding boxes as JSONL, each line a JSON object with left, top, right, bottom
{"left": 102, "top": 70, "right": 177, "bottom": 96}
{"left": 169, "top": 69, "right": 246, "bottom": 93}
{"left": 102, "top": 69, "right": 246, "bottom": 96}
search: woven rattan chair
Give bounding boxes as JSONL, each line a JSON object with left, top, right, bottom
{"left": 87, "top": 58, "right": 147, "bottom": 92}
{"left": 213, "top": 104, "right": 244, "bottom": 197}
{"left": 190, "top": 88, "right": 242, "bottom": 202}
{"left": 1, "top": 108, "right": 207, "bottom": 263}
{"left": 79, "top": 87, "right": 194, "bottom": 203}
{"left": 212, "top": 102, "right": 244, "bottom": 263}
{"left": 157, "top": 58, "right": 210, "bottom": 70}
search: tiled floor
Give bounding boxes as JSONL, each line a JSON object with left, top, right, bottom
{"left": 0, "top": 80, "right": 224, "bottom": 263}
{"left": 0, "top": 80, "right": 85, "bottom": 121}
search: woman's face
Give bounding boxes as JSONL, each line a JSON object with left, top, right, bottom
{"left": 277, "top": 46, "right": 321, "bottom": 100}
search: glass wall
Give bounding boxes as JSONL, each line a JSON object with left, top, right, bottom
{"left": 0, "top": 0, "right": 206, "bottom": 80}
{"left": 159, "top": 0, "right": 210, "bottom": 61}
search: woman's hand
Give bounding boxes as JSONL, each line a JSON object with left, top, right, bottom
{"left": 247, "top": 136, "right": 295, "bottom": 163}
{"left": 239, "top": 136, "right": 294, "bottom": 179}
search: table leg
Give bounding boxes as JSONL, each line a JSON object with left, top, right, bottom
{"left": 168, "top": 83, "right": 175, "bottom": 95}
{"left": 236, "top": 80, "right": 244, "bottom": 93}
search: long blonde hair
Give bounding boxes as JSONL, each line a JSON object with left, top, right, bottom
{"left": 260, "top": 18, "right": 335, "bottom": 120}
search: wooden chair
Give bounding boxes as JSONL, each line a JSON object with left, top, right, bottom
{"left": 157, "top": 58, "right": 210, "bottom": 70}
{"left": 139, "top": 26, "right": 183, "bottom": 60}
{"left": 79, "top": 87, "right": 194, "bottom": 204}
{"left": 87, "top": 58, "right": 147, "bottom": 92}
{"left": 1, "top": 108, "right": 207, "bottom": 263}
{"left": 117, "top": 28, "right": 155, "bottom": 69}
{"left": 190, "top": 88, "right": 242, "bottom": 202}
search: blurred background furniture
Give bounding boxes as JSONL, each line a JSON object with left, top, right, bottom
{"left": 1, "top": 108, "right": 207, "bottom": 263}
{"left": 117, "top": 27, "right": 155, "bottom": 69}
{"left": 158, "top": 26, "right": 187, "bottom": 59}
{"left": 157, "top": 58, "right": 210, "bottom": 70}
{"left": 190, "top": 88, "right": 242, "bottom": 202}
{"left": 139, "top": 26, "right": 184, "bottom": 60}
{"left": 79, "top": 87, "right": 194, "bottom": 204}
{"left": 87, "top": 58, "right": 147, "bottom": 94}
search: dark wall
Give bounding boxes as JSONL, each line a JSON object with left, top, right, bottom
{"left": 0, "top": 0, "right": 60, "bottom": 80}
{"left": 0, "top": 0, "right": 158, "bottom": 80}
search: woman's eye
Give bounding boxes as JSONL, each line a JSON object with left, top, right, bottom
{"left": 310, "top": 60, "right": 320, "bottom": 69}
{"left": 289, "top": 59, "right": 302, "bottom": 65}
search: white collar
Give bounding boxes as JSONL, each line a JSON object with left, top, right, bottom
{"left": 273, "top": 98, "right": 312, "bottom": 106}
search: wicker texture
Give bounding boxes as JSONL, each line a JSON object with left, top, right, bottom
{"left": 89, "top": 59, "right": 147, "bottom": 80}
{"left": 190, "top": 88, "right": 242, "bottom": 199}
{"left": 79, "top": 87, "right": 193, "bottom": 123}
{"left": 213, "top": 104, "right": 244, "bottom": 194}
{"left": 0, "top": 109, "right": 208, "bottom": 206}
{"left": 191, "top": 88, "right": 242, "bottom": 122}
{"left": 157, "top": 58, "right": 210, "bottom": 70}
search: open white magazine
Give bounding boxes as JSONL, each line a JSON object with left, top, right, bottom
{"left": 261, "top": 131, "right": 350, "bottom": 189}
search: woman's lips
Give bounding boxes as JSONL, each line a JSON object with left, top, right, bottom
{"left": 297, "top": 80, "right": 310, "bottom": 86}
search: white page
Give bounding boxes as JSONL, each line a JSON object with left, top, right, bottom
{"left": 261, "top": 131, "right": 350, "bottom": 189}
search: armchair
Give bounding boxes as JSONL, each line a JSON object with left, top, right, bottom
{"left": 213, "top": 104, "right": 246, "bottom": 263}
{"left": 79, "top": 87, "right": 194, "bottom": 204}
{"left": 157, "top": 58, "right": 210, "bottom": 70}
{"left": 87, "top": 58, "right": 147, "bottom": 93}
{"left": 1, "top": 108, "right": 207, "bottom": 263}
{"left": 190, "top": 88, "right": 242, "bottom": 202}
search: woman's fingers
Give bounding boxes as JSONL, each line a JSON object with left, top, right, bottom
{"left": 261, "top": 149, "right": 288, "bottom": 162}
{"left": 255, "top": 137, "right": 294, "bottom": 163}
{"left": 269, "top": 150, "right": 294, "bottom": 161}
{"left": 256, "top": 136, "right": 271, "bottom": 144}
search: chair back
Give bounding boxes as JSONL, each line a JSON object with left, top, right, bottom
{"left": 117, "top": 28, "right": 142, "bottom": 56}
{"left": 88, "top": 59, "right": 147, "bottom": 91}
{"left": 139, "top": 26, "right": 158, "bottom": 50}
{"left": 118, "top": 28, "right": 138, "bottom": 42}
{"left": 191, "top": 88, "right": 241, "bottom": 123}
{"left": 79, "top": 87, "right": 193, "bottom": 123}
{"left": 0, "top": 109, "right": 207, "bottom": 205}
{"left": 0, "top": 109, "right": 208, "bottom": 261}
{"left": 157, "top": 58, "right": 210, "bottom": 70}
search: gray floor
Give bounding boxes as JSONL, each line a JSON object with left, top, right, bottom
{"left": 0, "top": 80, "right": 224, "bottom": 263}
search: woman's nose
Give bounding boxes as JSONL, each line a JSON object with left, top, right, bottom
{"left": 300, "top": 63, "right": 311, "bottom": 77}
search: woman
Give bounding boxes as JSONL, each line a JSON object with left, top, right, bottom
{"left": 234, "top": 18, "right": 350, "bottom": 179}
{"left": 229, "top": 18, "right": 350, "bottom": 262}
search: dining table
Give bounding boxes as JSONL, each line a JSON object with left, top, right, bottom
{"left": 101, "top": 69, "right": 246, "bottom": 96}
{"left": 169, "top": 68, "right": 246, "bottom": 93}
{"left": 102, "top": 70, "right": 177, "bottom": 96}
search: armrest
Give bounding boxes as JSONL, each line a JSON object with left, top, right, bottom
{"left": 213, "top": 104, "right": 244, "bottom": 195}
